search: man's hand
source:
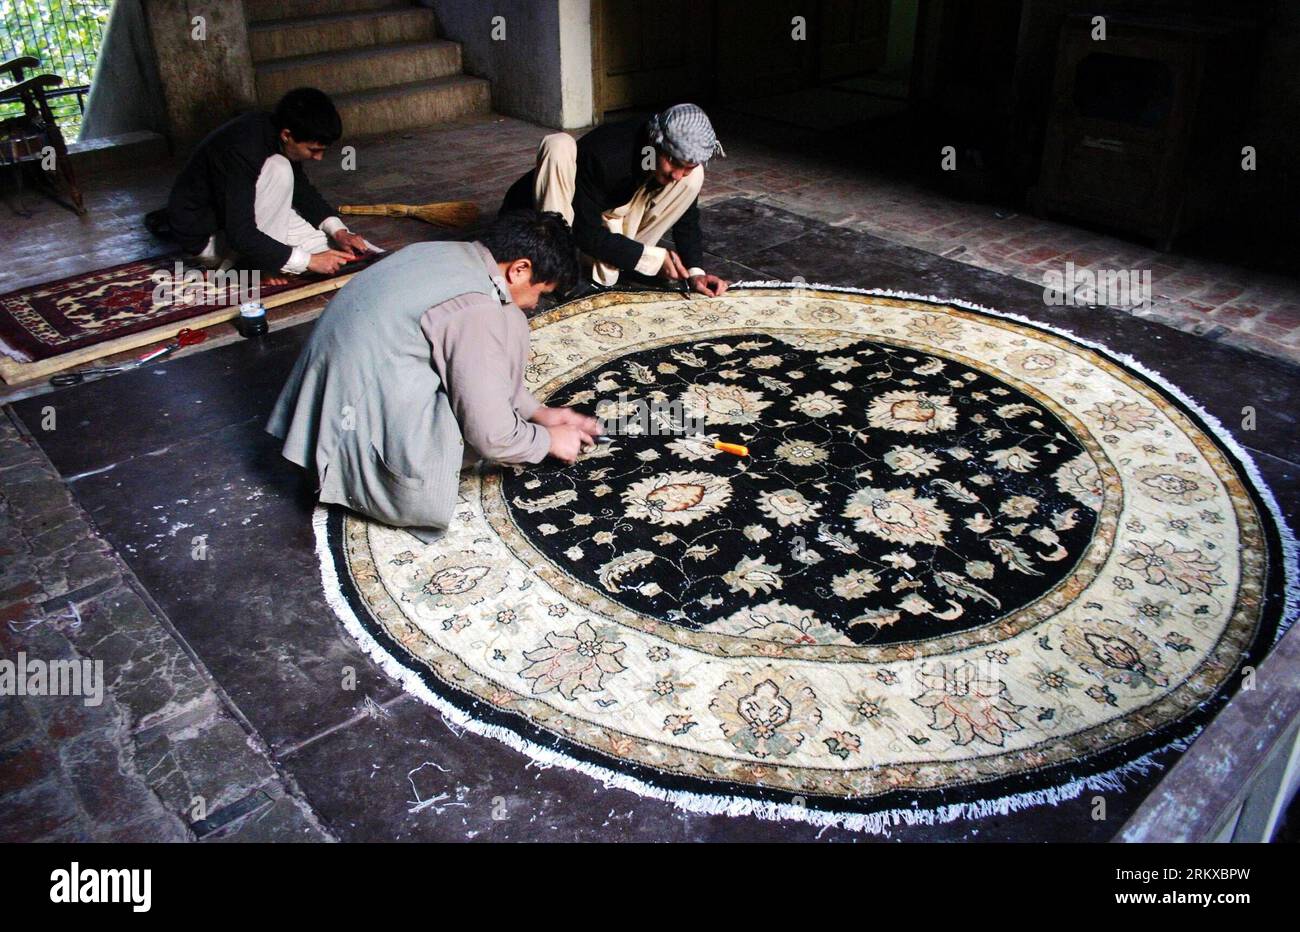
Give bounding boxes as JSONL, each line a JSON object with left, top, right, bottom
{"left": 536, "top": 407, "right": 601, "bottom": 464}
{"left": 689, "top": 273, "right": 728, "bottom": 297}
{"left": 306, "top": 249, "right": 357, "bottom": 276}
{"left": 546, "top": 424, "right": 597, "bottom": 464}
{"left": 532, "top": 405, "right": 602, "bottom": 436}
{"left": 659, "top": 249, "right": 690, "bottom": 281}
{"left": 332, "top": 229, "right": 370, "bottom": 256}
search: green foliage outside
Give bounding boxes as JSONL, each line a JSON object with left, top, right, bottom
{"left": 1, "top": 0, "right": 113, "bottom": 141}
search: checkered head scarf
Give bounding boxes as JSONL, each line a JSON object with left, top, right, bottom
{"left": 647, "top": 103, "right": 725, "bottom": 166}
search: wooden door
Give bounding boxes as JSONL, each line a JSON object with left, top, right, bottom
{"left": 712, "top": 0, "right": 812, "bottom": 100}
{"left": 593, "top": 0, "right": 712, "bottom": 116}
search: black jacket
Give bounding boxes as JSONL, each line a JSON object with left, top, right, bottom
{"left": 165, "top": 112, "right": 336, "bottom": 271}
{"left": 502, "top": 118, "right": 705, "bottom": 272}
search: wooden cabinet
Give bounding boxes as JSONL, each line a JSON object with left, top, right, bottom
{"left": 1035, "top": 13, "right": 1256, "bottom": 248}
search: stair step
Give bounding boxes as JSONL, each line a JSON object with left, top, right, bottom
{"left": 246, "top": 0, "right": 395, "bottom": 23}
{"left": 333, "top": 75, "right": 491, "bottom": 138}
{"left": 255, "top": 39, "right": 462, "bottom": 104}
{"left": 248, "top": 7, "right": 435, "bottom": 62}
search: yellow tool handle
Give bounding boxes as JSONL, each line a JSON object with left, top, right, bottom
{"left": 714, "top": 441, "right": 748, "bottom": 457}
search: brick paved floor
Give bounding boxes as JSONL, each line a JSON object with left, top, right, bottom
{"left": 3, "top": 111, "right": 1297, "bottom": 371}
{"left": 696, "top": 120, "right": 1300, "bottom": 365}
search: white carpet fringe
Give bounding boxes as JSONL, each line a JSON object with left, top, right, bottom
{"left": 312, "top": 503, "right": 1200, "bottom": 835}
{"left": 309, "top": 283, "right": 1297, "bottom": 835}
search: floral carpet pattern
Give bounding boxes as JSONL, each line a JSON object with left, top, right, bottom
{"left": 321, "top": 288, "right": 1291, "bottom": 827}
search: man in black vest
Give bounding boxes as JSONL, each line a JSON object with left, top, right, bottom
{"left": 502, "top": 103, "right": 729, "bottom": 297}
{"left": 161, "top": 87, "right": 367, "bottom": 285}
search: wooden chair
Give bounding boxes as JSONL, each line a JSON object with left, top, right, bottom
{"left": 0, "top": 55, "right": 85, "bottom": 214}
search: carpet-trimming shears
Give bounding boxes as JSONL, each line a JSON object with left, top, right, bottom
{"left": 50, "top": 328, "right": 209, "bottom": 386}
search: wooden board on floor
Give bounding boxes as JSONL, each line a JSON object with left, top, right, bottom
{"left": 0, "top": 274, "right": 354, "bottom": 386}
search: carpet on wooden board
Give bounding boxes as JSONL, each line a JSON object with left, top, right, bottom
{"left": 314, "top": 285, "right": 1297, "bottom": 834}
{"left": 0, "top": 253, "right": 378, "bottom": 383}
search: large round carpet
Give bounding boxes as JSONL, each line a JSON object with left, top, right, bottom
{"left": 317, "top": 286, "right": 1295, "bottom": 832}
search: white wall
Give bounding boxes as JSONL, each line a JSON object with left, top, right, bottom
{"left": 557, "top": 0, "right": 593, "bottom": 128}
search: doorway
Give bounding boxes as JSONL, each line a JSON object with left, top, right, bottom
{"left": 591, "top": 0, "right": 917, "bottom": 128}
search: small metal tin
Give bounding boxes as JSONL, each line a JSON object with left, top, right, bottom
{"left": 236, "top": 301, "right": 268, "bottom": 338}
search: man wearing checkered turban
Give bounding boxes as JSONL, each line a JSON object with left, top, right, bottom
{"left": 501, "top": 104, "right": 730, "bottom": 297}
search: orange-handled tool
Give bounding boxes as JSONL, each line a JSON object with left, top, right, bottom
{"left": 595, "top": 434, "right": 749, "bottom": 457}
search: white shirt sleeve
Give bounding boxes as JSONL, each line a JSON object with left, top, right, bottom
{"left": 634, "top": 246, "right": 705, "bottom": 279}
{"left": 635, "top": 244, "right": 667, "bottom": 277}
{"left": 320, "top": 216, "right": 348, "bottom": 236}
{"left": 282, "top": 245, "right": 312, "bottom": 275}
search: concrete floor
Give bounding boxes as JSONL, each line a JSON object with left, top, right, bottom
{"left": 1, "top": 112, "right": 1297, "bottom": 841}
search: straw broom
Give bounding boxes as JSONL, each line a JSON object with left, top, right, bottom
{"left": 339, "top": 201, "right": 479, "bottom": 228}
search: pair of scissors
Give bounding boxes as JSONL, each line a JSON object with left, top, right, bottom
{"left": 50, "top": 328, "right": 209, "bottom": 387}
{"left": 50, "top": 365, "right": 127, "bottom": 386}
{"left": 135, "top": 327, "right": 208, "bottom": 364}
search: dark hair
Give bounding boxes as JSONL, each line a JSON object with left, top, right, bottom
{"left": 273, "top": 88, "right": 342, "bottom": 145}
{"left": 480, "top": 210, "right": 578, "bottom": 294}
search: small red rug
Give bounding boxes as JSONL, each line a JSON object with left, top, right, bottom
{"left": 0, "top": 253, "right": 375, "bottom": 363}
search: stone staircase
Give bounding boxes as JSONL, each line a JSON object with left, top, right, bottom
{"left": 244, "top": 0, "right": 490, "bottom": 137}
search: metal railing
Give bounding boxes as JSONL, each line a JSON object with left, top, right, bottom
{"left": 0, "top": 0, "right": 112, "bottom": 140}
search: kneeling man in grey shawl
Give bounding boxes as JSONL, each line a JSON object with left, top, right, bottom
{"left": 266, "top": 210, "right": 601, "bottom": 540}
